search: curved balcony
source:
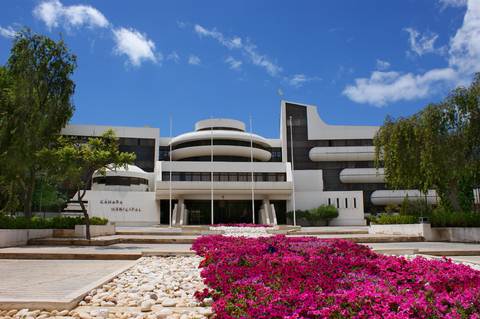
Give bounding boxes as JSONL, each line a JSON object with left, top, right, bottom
{"left": 169, "top": 145, "right": 272, "bottom": 161}
{"left": 309, "top": 146, "right": 375, "bottom": 162}
{"left": 170, "top": 130, "right": 271, "bottom": 149}
{"left": 370, "top": 190, "right": 437, "bottom": 206}
{"left": 340, "top": 168, "right": 385, "bottom": 183}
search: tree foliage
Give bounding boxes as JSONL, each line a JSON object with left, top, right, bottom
{"left": 0, "top": 29, "right": 76, "bottom": 216}
{"left": 39, "top": 129, "right": 135, "bottom": 239}
{"left": 374, "top": 74, "right": 480, "bottom": 212}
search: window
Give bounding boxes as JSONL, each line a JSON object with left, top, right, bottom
{"left": 336, "top": 198, "right": 340, "bottom": 208}
{"left": 353, "top": 198, "right": 357, "bottom": 209}
{"left": 345, "top": 198, "right": 348, "bottom": 208}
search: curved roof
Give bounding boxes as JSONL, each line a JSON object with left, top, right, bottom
{"left": 93, "top": 164, "right": 149, "bottom": 177}
{"left": 195, "top": 118, "right": 245, "bottom": 132}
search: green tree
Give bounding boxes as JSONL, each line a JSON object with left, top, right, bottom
{"left": 0, "top": 29, "right": 76, "bottom": 217}
{"left": 40, "top": 130, "right": 135, "bottom": 239}
{"left": 374, "top": 74, "right": 480, "bottom": 212}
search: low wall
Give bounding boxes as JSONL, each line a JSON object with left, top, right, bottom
{"left": 74, "top": 224, "right": 116, "bottom": 238}
{"left": 369, "top": 224, "right": 431, "bottom": 237}
{"left": 431, "top": 227, "right": 480, "bottom": 243}
{"left": 370, "top": 224, "right": 480, "bottom": 243}
{"left": 0, "top": 229, "right": 53, "bottom": 248}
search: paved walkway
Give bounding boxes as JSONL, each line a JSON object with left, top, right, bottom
{"left": 0, "top": 243, "right": 194, "bottom": 259}
{"left": 0, "top": 259, "right": 135, "bottom": 310}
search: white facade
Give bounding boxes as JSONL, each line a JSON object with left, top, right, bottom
{"left": 63, "top": 100, "right": 449, "bottom": 226}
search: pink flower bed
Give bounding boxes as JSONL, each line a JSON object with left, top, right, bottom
{"left": 210, "top": 223, "right": 272, "bottom": 228}
{"left": 193, "top": 235, "right": 480, "bottom": 318}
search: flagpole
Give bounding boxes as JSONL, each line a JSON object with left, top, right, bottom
{"left": 289, "top": 116, "right": 296, "bottom": 226}
{"left": 250, "top": 115, "right": 255, "bottom": 224}
{"left": 169, "top": 116, "right": 173, "bottom": 228}
{"left": 210, "top": 119, "right": 214, "bottom": 225}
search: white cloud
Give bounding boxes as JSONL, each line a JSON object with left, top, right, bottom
{"left": 288, "top": 74, "right": 321, "bottom": 88}
{"left": 225, "top": 56, "right": 242, "bottom": 70}
{"left": 376, "top": 59, "right": 391, "bottom": 70}
{"left": 243, "top": 41, "right": 282, "bottom": 76}
{"left": 188, "top": 54, "right": 201, "bottom": 65}
{"left": 343, "top": 68, "right": 457, "bottom": 106}
{"left": 167, "top": 51, "right": 180, "bottom": 63}
{"left": 113, "top": 27, "right": 159, "bottom": 66}
{"left": 438, "top": 0, "right": 467, "bottom": 9}
{"left": 0, "top": 26, "right": 16, "bottom": 38}
{"left": 194, "top": 24, "right": 242, "bottom": 49}
{"left": 404, "top": 27, "right": 440, "bottom": 56}
{"left": 33, "top": 0, "right": 109, "bottom": 30}
{"left": 193, "top": 24, "right": 282, "bottom": 76}
{"left": 448, "top": 0, "right": 480, "bottom": 75}
{"left": 344, "top": 0, "right": 479, "bottom": 107}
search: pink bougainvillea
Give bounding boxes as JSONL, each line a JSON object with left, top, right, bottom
{"left": 210, "top": 223, "right": 272, "bottom": 228}
{"left": 192, "top": 235, "right": 480, "bottom": 318}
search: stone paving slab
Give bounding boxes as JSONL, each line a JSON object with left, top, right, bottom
{"left": 0, "top": 244, "right": 193, "bottom": 260}
{"left": 0, "top": 259, "right": 137, "bottom": 310}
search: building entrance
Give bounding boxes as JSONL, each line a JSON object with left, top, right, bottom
{"left": 185, "top": 200, "right": 262, "bottom": 225}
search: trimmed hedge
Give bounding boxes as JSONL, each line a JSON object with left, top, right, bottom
{"left": 0, "top": 215, "right": 108, "bottom": 229}
{"left": 431, "top": 209, "right": 480, "bottom": 227}
{"left": 372, "top": 214, "right": 418, "bottom": 225}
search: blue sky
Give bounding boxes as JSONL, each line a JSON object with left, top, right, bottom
{"left": 0, "top": 0, "right": 478, "bottom": 137}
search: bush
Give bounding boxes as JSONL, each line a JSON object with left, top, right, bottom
{"left": 309, "top": 204, "right": 339, "bottom": 223}
{"left": 0, "top": 215, "right": 108, "bottom": 229}
{"left": 373, "top": 214, "right": 418, "bottom": 224}
{"left": 431, "top": 208, "right": 480, "bottom": 227}
{"left": 399, "top": 198, "right": 432, "bottom": 217}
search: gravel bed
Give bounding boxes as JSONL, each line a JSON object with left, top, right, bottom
{"left": 209, "top": 226, "right": 270, "bottom": 237}
{"left": 0, "top": 256, "right": 212, "bottom": 319}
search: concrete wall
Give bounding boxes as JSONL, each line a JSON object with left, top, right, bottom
{"left": 370, "top": 224, "right": 431, "bottom": 237}
{"left": 292, "top": 170, "right": 365, "bottom": 225}
{"left": 74, "top": 225, "right": 116, "bottom": 238}
{"left": 370, "top": 224, "right": 480, "bottom": 243}
{"left": 0, "top": 229, "right": 53, "bottom": 248}
{"left": 85, "top": 191, "right": 159, "bottom": 226}
{"left": 430, "top": 227, "right": 480, "bottom": 243}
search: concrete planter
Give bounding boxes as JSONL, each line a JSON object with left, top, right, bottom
{"left": 0, "top": 229, "right": 53, "bottom": 248}
{"left": 370, "top": 224, "right": 480, "bottom": 243}
{"left": 431, "top": 227, "right": 480, "bottom": 243}
{"left": 369, "top": 224, "right": 431, "bottom": 237}
{"left": 74, "top": 224, "right": 115, "bottom": 238}
{"left": 52, "top": 229, "right": 76, "bottom": 238}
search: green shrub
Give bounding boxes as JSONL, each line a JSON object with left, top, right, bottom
{"left": 0, "top": 215, "right": 108, "bottom": 229}
{"left": 373, "top": 214, "right": 418, "bottom": 225}
{"left": 431, "top": 208, "right": 480, "bottom": 227}
{"left": 399, "top": 198, "right": 432, "bottom": 217}
{"left": 308, "top": 205, "right": 339, "bottom": 225}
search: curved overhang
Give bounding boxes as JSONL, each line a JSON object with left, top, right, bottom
{"left": 340, "top": 168, "right": 385, "bottom": 183}
{"left": 170, "top": 145, "right": 272, "bottom": 161}
{"left": 170, "top": 130, "right": 271, "bottom": 148}
{"left": 195, "top": 118, "right": 245, "bottom": 132}
{"left": 92, "top": 164, "right": 150, "bottom": 180}
{"left": 370, "top": 190, "right": 438, "bottom": 206}
{"left": 309, "top": 146, "right": 375, "bottom": 162}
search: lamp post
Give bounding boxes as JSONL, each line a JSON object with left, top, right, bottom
{"left": 250, "top": 115, "right": 255, "bottom": 224}
{"left": 210, "top": 119, "right": 214, "bottom": 225}
{"left": 169, "top": 116, "right": 172, "bottom": 228}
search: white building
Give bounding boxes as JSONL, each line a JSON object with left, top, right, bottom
{"left": 60, "top": 101, "right": 438, "bottom": 226}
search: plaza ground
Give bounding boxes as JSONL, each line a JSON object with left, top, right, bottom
{"left": 1, "top": 226, "right": 480, "bottom": 318}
